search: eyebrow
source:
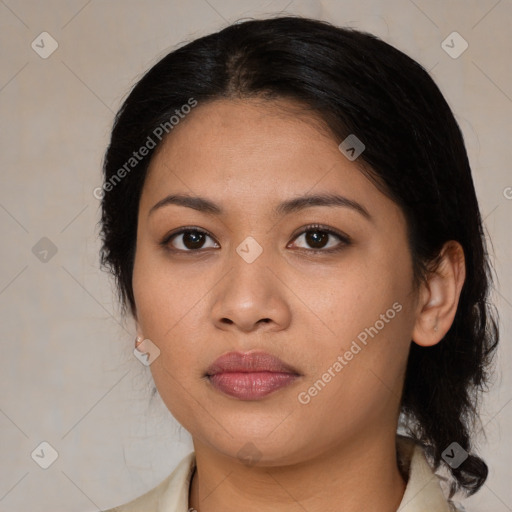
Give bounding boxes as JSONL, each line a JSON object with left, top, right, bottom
{"left": 149, "top": 193, "right": 372, "bottom": 221}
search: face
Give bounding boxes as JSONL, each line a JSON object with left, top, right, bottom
{"left": 132, "top": 98, "right": 419, "bottom": 466}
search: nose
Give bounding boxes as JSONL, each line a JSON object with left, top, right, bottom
{"left": 210, "top": 249, "right": 292, "bottom": 334}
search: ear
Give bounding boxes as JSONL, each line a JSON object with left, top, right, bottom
{"left": 412, "top": 241, "right": 466, "bottom": 347}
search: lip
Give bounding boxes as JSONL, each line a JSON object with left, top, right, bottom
{"left": 205, "top": 351, "right": 301, "bottom": 400}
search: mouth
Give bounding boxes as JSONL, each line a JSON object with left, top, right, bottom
{"left": 205, "top": 351, "right": 302, "bottom": 400}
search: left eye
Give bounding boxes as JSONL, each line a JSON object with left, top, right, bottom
{"left": 289, "top": 226, "right": 349, "bottom": 252}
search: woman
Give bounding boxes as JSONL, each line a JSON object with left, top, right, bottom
{"left": 99, "top": 16, "right": 499, "bottom": 512}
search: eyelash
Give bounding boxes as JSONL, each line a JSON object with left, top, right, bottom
{"left": 160, "top": 224, "right": 351, "bottom": 255}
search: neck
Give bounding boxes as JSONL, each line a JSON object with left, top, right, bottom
{"left": 189, "top": 430, "right": 406, "bottom": 512}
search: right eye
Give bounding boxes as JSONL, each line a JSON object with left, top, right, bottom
{"left": 160, "top": 227, "right": 220, "bottom": 252}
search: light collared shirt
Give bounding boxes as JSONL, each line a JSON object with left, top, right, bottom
{"left": 103, "top": 436, "right": 461, "bottom": 511}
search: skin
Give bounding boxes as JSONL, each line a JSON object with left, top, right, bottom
{"left": 132, "top": 98, "right": 466, "bottom": 512}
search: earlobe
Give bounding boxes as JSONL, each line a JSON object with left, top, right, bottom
{"left": 412, "top": 241, "right": 466, "bottom": 347}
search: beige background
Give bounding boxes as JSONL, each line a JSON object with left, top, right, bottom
{"left": 0, "top": 0, "right": 510, "bottom": 510}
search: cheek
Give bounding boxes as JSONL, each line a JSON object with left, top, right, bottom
{"left": 299, "top": 250, "right": 415, "bottom": 397}
{"left": 132, "top": 241, "right": 190, "bottom": 337}
{"left": 132, "top": 246, "right": 210, "bottom": 393}
{"left": 311, "top": 256, "right": 411, "bottom": 348}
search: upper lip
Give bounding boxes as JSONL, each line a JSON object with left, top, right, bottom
{"left": 206, "top": 351, "right": 300, "bottom": 376}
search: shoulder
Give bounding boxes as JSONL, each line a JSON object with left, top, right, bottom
{"left": 102, "top": 452, "right": 195, "bottom": 512}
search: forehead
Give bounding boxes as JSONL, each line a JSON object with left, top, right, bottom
{"left": 148, "top": 97, "right": 338, "bottom": 171}
{"left": 139, "top": 98, "right": 398, "bottom": 225}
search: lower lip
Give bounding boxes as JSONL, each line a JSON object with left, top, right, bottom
{"left": 207, "top": 372, "right": 299, "bottom": 400}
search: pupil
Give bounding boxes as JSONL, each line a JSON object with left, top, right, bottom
{"left": 306, "top": 230, "right": 327, "bottom": 249}
{"left": 184, "top": 231, "right": 204, "bottom": 249}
